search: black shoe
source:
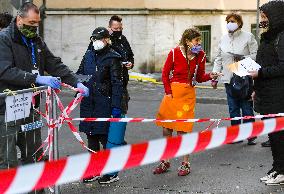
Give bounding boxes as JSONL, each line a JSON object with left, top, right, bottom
{"left": 83, "top": 175, "right": 101, "bottom": 183}
{"left": 98, "top": 174, "right": 119, "bottom": 184}
{"left": 261, "top": 140, "right": 271, "bottom": 147}
{"left": 247, "top": 137, "right": 257, "bottom": 145}
{"left": 229, "top": 140, "right": 243, "bottom": 144}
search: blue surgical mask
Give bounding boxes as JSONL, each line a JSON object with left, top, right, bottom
{"left": 191, "top": 44, "right": 202, "bottom": 54}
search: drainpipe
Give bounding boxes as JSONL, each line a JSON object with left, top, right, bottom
{"left": 256, "top": 0, "right": 260, "bottom": 45}
{"left": 39, "top": 0, "right": 46, "bottom": 40}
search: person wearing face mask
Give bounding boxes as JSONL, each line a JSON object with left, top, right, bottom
{"left": 212, "top": 13, "right": 258, "bottom": 145}
{"left": 249, "top": 0, "right": 284, "bottom": 185}
{"left": 0, "top": 2, "right": 88, "bottom": 171}
{"left": 76, "top": 27, "right": 123, "bottom": 184}
{"left": 108, "top": 15, "right": 134, "bottom": 118}
{"left": 154, "top": 28, "right": 219, "bottom": 176}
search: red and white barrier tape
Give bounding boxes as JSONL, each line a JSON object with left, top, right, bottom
{"left": 65, "top": 113, "right": 284, "bottom": 123}
{"left": 1, "top": 116, "right": 284, "bottom": 194}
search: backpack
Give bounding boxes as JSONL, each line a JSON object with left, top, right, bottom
{"left": 230, "top": 73, "right": 253, "bottom": 99}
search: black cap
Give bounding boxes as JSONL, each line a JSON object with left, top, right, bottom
{"left": 90, "top": 27, "right": 110, "bottom": 40}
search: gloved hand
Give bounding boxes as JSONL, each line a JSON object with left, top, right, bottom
{"left": 76, "top": 82, "right": 89, "bottom": 97}
{"left": 35, "top": 75, "right": 61, "bottom": 89}
{"left": 111, "top": 107, "right": 121, "bottom": 118}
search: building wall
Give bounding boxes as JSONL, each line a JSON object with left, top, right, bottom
{"left": 45, "top": 0, "right": 267, "bottom": 10}
{"left": 0, "top": 0, "right": 13, "bottom": 13}
{"left": 44, "top": 11, "right": 258, "bottom": 72}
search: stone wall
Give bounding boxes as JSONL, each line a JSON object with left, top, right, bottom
{"left": 44, "top": 11, "right": 257, "bottom": 72}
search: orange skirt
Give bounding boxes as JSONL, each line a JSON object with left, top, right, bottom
{"left": 156, "top": 82, "right": 196, "bottom": 132}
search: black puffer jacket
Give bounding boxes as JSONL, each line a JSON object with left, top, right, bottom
{"left": 254, "top": 0, "right": 284, "bottom": 114}
{"left": 76, "top": 45, "right": 123, "bottom": 135}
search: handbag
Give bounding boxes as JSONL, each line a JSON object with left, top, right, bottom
{"left": 230, "top": 73, "right": 253, "bottom": 99}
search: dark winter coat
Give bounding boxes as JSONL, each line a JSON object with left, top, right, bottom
{"left": 77, "top": 45, "right": 123, "bottom": 135}
{"left": 254, "top": 1, "right": 284, "bottom": 114}
{"left": 0, "top": 20, "right": 78, "bottom": 114}
{"left": 110, "top": 34, "right": 134, "bottom": 114}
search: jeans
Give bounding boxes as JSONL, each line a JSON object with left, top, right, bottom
{"left": 225, "top": 83, "right": 255, "bottom": 126}
{"left": 106, "top": 115, "right": 127, "bottom": 176}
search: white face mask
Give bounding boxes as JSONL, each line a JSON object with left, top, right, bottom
{"left": 226, "top": 22, "right": 239, "bottom": 32}
{"left": 93, "top": 40, "right": 105, "bottom": 51}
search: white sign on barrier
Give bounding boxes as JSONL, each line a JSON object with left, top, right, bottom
{"left": 5, "top": 92, "right": 33, "bottom": 122}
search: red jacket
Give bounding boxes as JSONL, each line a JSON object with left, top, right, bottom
{"left": 162, "top": 46, "right": 211, "bottom": 94}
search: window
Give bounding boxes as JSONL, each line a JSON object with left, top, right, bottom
{"left": 251, "top": 24, "right": 257, "bottom": 37}
{"left": 196, "top": 25, "right": 211, "bottom": 62}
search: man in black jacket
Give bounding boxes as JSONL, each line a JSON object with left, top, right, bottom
{"left": 250, "top": 0, "right": 284, "bottom": 185}
{"left": 108, "top": 15, "right": 134, "bottom": 114}
{"left": 0, "top": 2, "right": 88, "bottom": 171}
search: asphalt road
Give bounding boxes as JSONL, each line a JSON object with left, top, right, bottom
{"left": 41, "top": 81, "right": 284, "bottom": 194}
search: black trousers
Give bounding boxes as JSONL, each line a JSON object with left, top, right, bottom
{"left": 269, "top": 130, "right": 284, "bottom": 173}
{"left": 87, "top": 134, "right": 107, "bottom": 152}
{"left": 262, "top": 117, "right": 284, "bottom": 173}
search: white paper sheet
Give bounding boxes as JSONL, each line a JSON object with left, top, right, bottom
{"left": 5, "top": 92, "right": 32, "bottom": 122}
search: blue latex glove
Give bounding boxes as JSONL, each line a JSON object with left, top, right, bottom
{"left": 112, "top": 107, "right": 121, "bottom": 118}
{"left": 35, "top": 75, "right": 61, "bottom": 89}
{"left": 76, "top": 82, "right": 89, "bottom": 97}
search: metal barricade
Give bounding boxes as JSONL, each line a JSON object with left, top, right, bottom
{"left": 0, "top": 86, "right": 60, "bottom": 194}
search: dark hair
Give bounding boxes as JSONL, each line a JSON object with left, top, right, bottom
{"left": 0, "top": 12, "right": 13, "bottom": 29}
{"left": 226, "top": 13, "right": 243, "bottom": 28}
{"left": 109, "top": 15, "right": 122, "bottom": 26}
{"left": 17, "top": 2, "right": 40, "bottom": 18}
{"left": 179, "top": 28, "right": 202, "bottom": 61}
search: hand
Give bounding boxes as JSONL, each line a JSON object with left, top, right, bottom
{"left": 76, "top": 83, "right": 89, "bottom": 97}
{"left": 35, "top": 76, "right": 61, "bottom": 89}
{"left": 251, "top": 91, "right": 256, "bottom": 101}
{"left": 125, "top": 62, "right": 133, "bottom": 70}
{"left": 210, "top": 72, "right": 223, "bottom": 80}
{"left": 165, "top": 94, "right": 173, "bottom": 98}
{"left": 112, "top": 107, "right": 122, "bottom": 118}
{"left": 211, "top": 80, "right": 218, "bottom": 89}
{"left": 248, "top": 70, "right": 258, "bottom": 78}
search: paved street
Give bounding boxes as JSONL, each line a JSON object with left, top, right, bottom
{"left": 43, "top": 81, "right": 284, "bottom": 194}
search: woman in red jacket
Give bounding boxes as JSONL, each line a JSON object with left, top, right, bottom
{"left": 154, "top": 28, "right": 219, "bottom": 176}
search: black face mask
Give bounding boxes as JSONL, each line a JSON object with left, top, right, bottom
{"left": 259, "top": 21, "right": 269, "bottom": 29}
{"left": 111, "top": 31, "right": 122, "bottom": 38}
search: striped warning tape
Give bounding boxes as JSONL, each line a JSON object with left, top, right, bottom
{"left": 0, "top": 116, "right": 283, "bottom": 194}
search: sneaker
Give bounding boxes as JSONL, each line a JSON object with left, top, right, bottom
{"left": 98, "top": 174, "right": 119, "bottom": 184}
{"left": 178, "top": 162, "right": 191, "bottom": 176}
{"left": 247, "top": 137, "right": 257, "bottom": 145}
{"left": 229, "top": 140, "right": 243, "bottom": 144}
{"left": 153, "top": 160, "right": 170, "bottom": 175}
{"left": 260, "top": 171, "right": 277, "bottom": 182}
{"left": 261, "top": 140, "right": 271, "bottom": 147}
{"left": 266, "top": 173, "right": 284, "bottom": 185}
{"left": 83, "top": 175, "right": 101, "bottom": 183}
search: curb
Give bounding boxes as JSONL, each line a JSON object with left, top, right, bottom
{"left": 129, "top": 75, "right": 225, "bottom": 90}
{"left": 196, "top": 97, "right": 227, "bottom": 105}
